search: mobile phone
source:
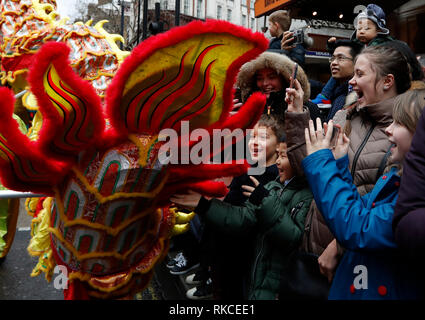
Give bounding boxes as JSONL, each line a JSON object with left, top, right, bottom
{"left": 290, "top": 63, "right": 298, "bottom": 89}
{"left": 330, "top": 125, "right": 340, "bottom": 147}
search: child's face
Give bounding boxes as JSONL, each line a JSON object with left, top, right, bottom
{"left": 248, "top": 124, "right": 278, "bottom": 166}
{"left": 255, "top": 68, "right": 283, "bottom": 98}
{"left": 276, "top": 142, "right": 294, "bottom": 183}
{"left": 356, "top": 18, "right": 379, "bottom": 44}
{"left": 385, "top": 121, "right": 414, "bottom": 163}
{"left": 268, "top": 21, "right": 280, "bottom": 37}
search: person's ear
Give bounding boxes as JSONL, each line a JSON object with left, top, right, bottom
{"left": 383, "top": 74, "right": 395, "bottom": 91}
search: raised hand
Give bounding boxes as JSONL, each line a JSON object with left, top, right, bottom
{"left": 305, "top": 118, "right": 334, "bottom": 156}
{"left": 285, "top": 78, "right": 304, "bottom": 113}
{"left": 241, "top": 176, "right": 260, "bottom": 198}
{"left": 230, "top": 98, "right": 243, "bottom": 115}
{"left": 281, "top": 31, "right": 296, "bottom": 51}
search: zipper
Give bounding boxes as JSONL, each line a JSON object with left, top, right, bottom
{"left": 250, "top": 234, "right": 266, "bottom": 295}
{"left": 351, "top": 123, "right": 375, "bottom": 178}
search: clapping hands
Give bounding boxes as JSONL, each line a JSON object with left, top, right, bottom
{"left": 305, "top": 118, "right": 350, "bottom": 159}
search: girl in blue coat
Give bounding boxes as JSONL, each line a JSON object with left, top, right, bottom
{"left": 301, "top": 89, "right": 425, "bottom": 299}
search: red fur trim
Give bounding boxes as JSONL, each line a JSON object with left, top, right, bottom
{"left": 167, "top": 94, "right": 265, "bottom": 166}
{"left": 168, "top": 162, "right": 249, "bottom": 181}
{"left": 0, "top": 87, "right": 64, "bottom": 195}
{"left": 188, "top": 181, "right": 229, "bottom": 197}
{"left": 28, "top": 42, "right": 104, "bottom": 162}
{"left": 158, "top": 180, "right": 229, "bottom": 207}
{"left": 105, "top": 19, "right": 268, "bottom": 139}
{"left": 221, "top": 92, "right": 266, "bottom": 131}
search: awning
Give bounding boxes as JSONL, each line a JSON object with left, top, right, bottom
{"left": 255, "top": 0, "right": 411, "bottom": 21}
{"left": 254, "top": 0, "right": 294, "bottom": 18}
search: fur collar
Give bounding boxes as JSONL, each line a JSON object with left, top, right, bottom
{"left": 236, "top": 52, "right": 311, "bottom": 103}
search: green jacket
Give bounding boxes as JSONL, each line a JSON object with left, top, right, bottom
{"left": 199, "top": 177, "right": 313, "bottom": 300}
{"left": 352, "top": 34, "right": 394, "bottom": 47}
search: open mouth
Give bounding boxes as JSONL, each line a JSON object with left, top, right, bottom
{"left": 250, "top": 148, "right": 262, "bottom": 156}
{"left": 263, "top": 89, "right": 275, "bottom": 95}
{"left": 354, "top": 90, "right": 364, "bottom": 103}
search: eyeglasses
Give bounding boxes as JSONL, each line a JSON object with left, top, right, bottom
{"left": 329, "top": 55, "right": 353, "bottom": 63}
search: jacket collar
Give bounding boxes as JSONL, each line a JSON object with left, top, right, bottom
{"left": 359, "top": 96, "right": 396, "bottom": 124}
{"left": 278, "top": 175, "right": 309, "bottom": 189}
{"left": 331, "top": 80, "right": 350, "bottom": 100}
{"left": 236, "top": 52, "right": 311, "bottom": 103}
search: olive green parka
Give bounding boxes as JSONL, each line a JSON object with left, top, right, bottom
{"left": 197, "top": 177, "right": 313, "bottom": 300}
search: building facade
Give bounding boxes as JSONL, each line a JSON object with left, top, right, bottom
{"left": 85, "top": 0, "right": 259, "bottom": 48}
{"left": 155, "top": 0, "right": 258, "bottom": 31}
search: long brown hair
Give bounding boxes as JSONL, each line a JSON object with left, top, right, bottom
{"left": 357, "top": 45, "right": 411, "bottom": 94}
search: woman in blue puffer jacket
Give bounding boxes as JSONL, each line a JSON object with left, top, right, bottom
{"left": 301, "top": 89, "right": 425, "bottom": 299}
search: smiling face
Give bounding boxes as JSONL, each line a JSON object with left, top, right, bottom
{"left": 330, "top": 46, "right": 354, "bottom": 82}
{"left": 385, "top": 121, "right": 414, "bottom": 163}
{"left": 349, "top": 54, "right": 388, "bottom": 107}
{"left": 275, "top": 142, "right": 294, "bottom": 183}
{"left": 255, "top": 68, "right": 283, "bottom": 98}
{"left": 248, "top": 124, "right": 278, "bottom": 167}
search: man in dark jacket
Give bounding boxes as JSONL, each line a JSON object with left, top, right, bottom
{"left": 324, "top": 40, "right": 362, "bottom": 121}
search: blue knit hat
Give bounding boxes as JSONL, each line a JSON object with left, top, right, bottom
{"left": 353, "top": 4, "right": 389, "bottom": 35}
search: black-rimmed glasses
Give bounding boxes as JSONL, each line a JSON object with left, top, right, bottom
{"left": 329, "top": 55, "right": 353, "bottom": 63}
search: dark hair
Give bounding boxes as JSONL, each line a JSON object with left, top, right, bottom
{"left": 257, "top": 114, "right": 285, "bottom": 142}
{"left": 379, "top": 40, "right": 425, "bottom": 81}
{"left": 357, "top": 45, "right": 411, "bottom": 94}
{"left": 331, "top": 39, "right": 363, "bottom": 59}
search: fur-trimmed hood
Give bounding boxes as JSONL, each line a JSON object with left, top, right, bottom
{"left": 236, "top": 52, "right": 311, "bottom": 103}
